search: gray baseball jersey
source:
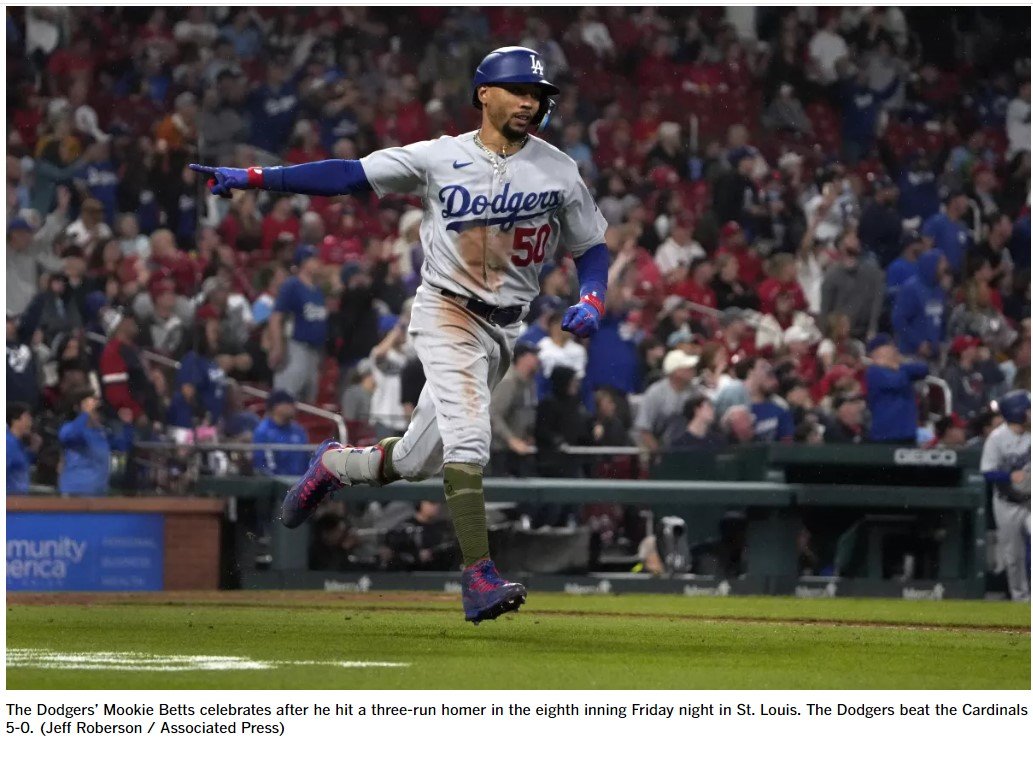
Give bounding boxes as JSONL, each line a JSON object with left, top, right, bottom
{"left": 980, "top": 422, "right": 1031, "bottom": 601}
{"left": 981, "top": 423, "right": 1031, "bottom": 509}
{"left": 360, "top": 131, "right": 606, "bottom": 306}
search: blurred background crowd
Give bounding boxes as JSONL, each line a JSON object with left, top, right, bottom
{"left": 5, "top": 7, "right": 1031, "bottom": 511}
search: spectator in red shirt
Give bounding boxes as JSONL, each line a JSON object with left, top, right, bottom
{"left": 261, "top": 197, "right": 300, "bottom": 251}
{"left": 716, "top": 308, "right": 758, "bottom": 365}
{"left": 757, "top": 252, "right": 808, "bottom": 314}
{"left": 46, "top": 36, "right": 95, "bottom": 92}
{"left": 716, "top": 221, "right": 763, "bottom": 287}
{"left": 672, "top": 258, "right": 718, "bottom": 312}
{"left": 99, "top": 311, "right": 156, "bottom": 421}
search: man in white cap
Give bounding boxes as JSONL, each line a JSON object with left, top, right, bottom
{"left": 633, "top": 348, "right": 698, "bottom": 451}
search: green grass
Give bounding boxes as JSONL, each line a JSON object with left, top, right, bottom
{"left": 6, "top": 592, "right": 1029, "bottom": 690}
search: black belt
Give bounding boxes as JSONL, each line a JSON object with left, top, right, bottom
{"left": 439, "top": 288, "right": 524, "bottom": 327}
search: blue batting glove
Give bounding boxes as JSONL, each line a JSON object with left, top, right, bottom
{"left": 189, "top": 164, "right": 253, "bottom": 198}
{"left": 561, "top": 299, "right": 602, "bottom": 338}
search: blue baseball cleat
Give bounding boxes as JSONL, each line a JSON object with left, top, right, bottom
{"left": 461, "top": 559, "right": 527, "bottom": 624}
{"left": 280, "top": 439, "right": 344, "bottom": 528}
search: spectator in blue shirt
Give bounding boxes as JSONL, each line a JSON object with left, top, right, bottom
{"left": 921, "top": 191, "right": 972, "bottom": 276}
{"left": 892, "top": 248, "right": 948, "bottom": 359}
{"left": 76, "top": 140, "right": 120, "bottom": 225}
{"left": 247, "top": 55, "right": 298, "bottom": 154}
{"left": 268, "top": 246, "right": 328, "bottom": 403}
{"left": 894, "top": 151, "right": 941, "bottom": 222}
{"left": 167, "top": 316, "right": 228, "bottom": 429}
{"left": 884, "top": 231, "right": 928, "bottom": 321}
{"left": 58, "top": 388, "right": 112, "bottom": 496}
{"left": 839, "top": 66, "right": 899, "bottom": 165}
{"left": 252, "top": 389, "right": 309, "bottom": 476}
{"left": 865, "top": 334, "right": 929, "bottom": 444}
{"left": 745, "top": 358, "right": 795, "bottom": 443}
{"left": 7, "top": 402, "right": 36, "bottom": 495}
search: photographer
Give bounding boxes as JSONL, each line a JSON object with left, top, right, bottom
{"left": 383, "top": 500, "right": 458, "bottom": 571}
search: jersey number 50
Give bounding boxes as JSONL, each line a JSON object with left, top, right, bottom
{"left": 511, "top": 225, "right": 552, "bottom": 267}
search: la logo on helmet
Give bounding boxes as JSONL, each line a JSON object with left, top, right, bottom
{"left": 530, "top": 54, "right": 544, "bottom": 76}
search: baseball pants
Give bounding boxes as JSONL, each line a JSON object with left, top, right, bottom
{"left": 391, "top": 286, "right": 524, "bottom": 479}
{"left": 274, "top": 339, "right": 322, "bottom": 404}
{"left": 993, "top": 500, "right": 1031, "bottom": 602}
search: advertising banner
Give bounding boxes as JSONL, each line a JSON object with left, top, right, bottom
{"left": 7, "top": 512, "right": 164, "bottom": 591}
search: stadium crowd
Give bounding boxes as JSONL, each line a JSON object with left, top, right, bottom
{"left": 5, "top": 6, "right": 1031, "bottom": 498}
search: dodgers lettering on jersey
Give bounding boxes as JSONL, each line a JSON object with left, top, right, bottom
{"left": 274, "top": 276, "right": 328, "bottom": 346}
{"left": 360, "top": 132, "right": 607, "bottom": 306}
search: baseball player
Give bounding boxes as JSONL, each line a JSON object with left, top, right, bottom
{"left": 191, "top": 47, "right": 610, "bottom": 623}
{"left": 980, "top": 390, "right": 1031, "bottom": 602}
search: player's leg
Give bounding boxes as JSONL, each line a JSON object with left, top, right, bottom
{"left": 994, "top": 501, "right": 1031, "bottom": 602}
{"left": 273, "top": 340, "right": 307, "bottom": 400}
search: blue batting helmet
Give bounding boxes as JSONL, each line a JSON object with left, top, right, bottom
{"left": 995, "top": 390, "right": 1031, "bottom": 425}
{"left": 471, "top": 46, "right": 559, "bottom": 128}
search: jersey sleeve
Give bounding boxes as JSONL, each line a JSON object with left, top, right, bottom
{"left": 360, "top": 141, "right": 434, "bottom": 196}
{"left": 558, "top": 173, "right": 607, "bottom": 256}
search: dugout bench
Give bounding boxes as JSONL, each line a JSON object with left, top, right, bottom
{"left": 198, "top": 444, "right": 988, "bottom": 599}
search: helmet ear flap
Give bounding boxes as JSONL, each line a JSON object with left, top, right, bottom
{"left": 531, "top": 97, "right": 555, "bottom": 130}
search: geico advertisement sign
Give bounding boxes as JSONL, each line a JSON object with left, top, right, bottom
{"left": 893, "top": 448, "right": 958, "bottom": 466}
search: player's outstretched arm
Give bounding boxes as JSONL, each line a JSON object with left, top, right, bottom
{"left": 189, "top": 159, "right": 372, "bottom": 198}
{"left": 561, "top": 243, "right": 610, "bottom": 339}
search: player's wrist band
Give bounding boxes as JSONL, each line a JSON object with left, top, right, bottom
{"left": 246, "top": 167, "right": 265, "bottom": 189}
{"left": 580, "top": 293, "right": 605, "bottom": 317}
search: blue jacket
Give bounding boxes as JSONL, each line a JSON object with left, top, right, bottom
{"left": 896, "top": 166, "right": 940, "bottom": 222}
{"left": 866, "top": 361, "right": 929, "bottom": 442}
{"left": 7, "top": 428, "right": 32, "bottom": 495}
{"left": 58, "top": 413, "right": 111, "bottom": 496}
{"left": 892, "top": 249, "right": 946, "bottom": 356}
{"left": 884, "top": 255, "right": 918, "bottom": 312}
{"left": 252, "top": 417, "right": 309, "bottom": 476}
{"left": 921, "top": 213, "right": 970, "bottom": 275}
{"left": 841, "top": 76, "right": 898, "bottom": 147}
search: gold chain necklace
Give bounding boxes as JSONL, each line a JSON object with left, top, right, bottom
{"left": 473, "top": 131, "right": 528, "bottom": 160}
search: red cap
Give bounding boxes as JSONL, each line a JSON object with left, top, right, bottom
{"left": 721, "top": 221, "right": 742, "bottom": 238}
{"left": 950, "top": 335, "right": 981, "bottom": 354}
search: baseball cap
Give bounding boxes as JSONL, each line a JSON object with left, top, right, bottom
{"left": 7, "top": 217, "right": 32, "bottom": 234}
{"left": 340, "top": 261, "right": 362, "bottom": 284}
{"left": 354, "top": 358, "right": 375, "bottom": 378}
{"left": 870, "top": 174, "right": 895, "bottom": 192}
{"left": 665, "top": 325, "right": 695, "bottom": 348}
{"left": 901, "top": 229, "right": 924, "bottom": 249}
{"left": 662, "top": 348, "right": 699, "bottom": 375}
{"left": 720, "top": 221, "right": 743, "bottom": 239}
{"left": 294, "top": 244, "right": 318, "bottom": 266}
{"left": 728, "top": 146, "right": 758, "bottom": 167}
{"left": 719, "top": 306, "right": 748, "bottom": 327}
{"left": 949, "top": 335, "right": 981, "bottom": 354}
{"left": 513, "top": 343, "right": 540, "bottom": 362}
{"left": 266, "top": 389, "right": 296, "bottom": 409}
{"left": 866, "top": 333, "right": 895, "bottom": 354}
